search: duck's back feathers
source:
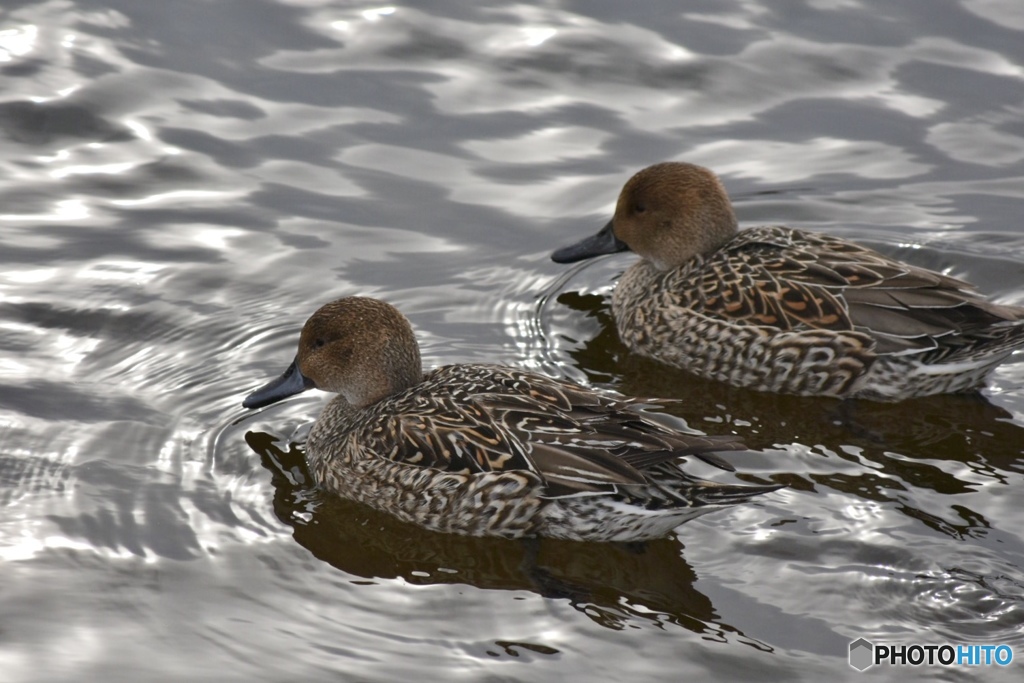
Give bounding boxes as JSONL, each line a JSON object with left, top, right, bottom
{"left": 301, "top": 363, "right": 777, "bottom": 541}
{"left": 336, "top": 365, "right": 747, "bottom": 500}
{"left": 687, "top": 226, "right": 1024, "bottom": 359}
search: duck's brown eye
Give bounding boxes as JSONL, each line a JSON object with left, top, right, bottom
{"left": 633, "top": 202, "right": 646, "bottom": 214}
{"left": 314, "top": 338, "right": 326, "bottom": 349}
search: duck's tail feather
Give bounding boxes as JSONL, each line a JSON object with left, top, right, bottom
{"left": 690, "top": 481, "right": 785, "bottom": 507}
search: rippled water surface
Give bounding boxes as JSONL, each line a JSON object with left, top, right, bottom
{"left": 3, "top": 1, "right": 1024, "bottom": 680}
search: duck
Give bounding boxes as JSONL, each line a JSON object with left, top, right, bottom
{"left": 551, "top": 162, "right": 1024, "bottom": 401}
{"left": 242, "top": 296, "right": 780, "bottom": 542}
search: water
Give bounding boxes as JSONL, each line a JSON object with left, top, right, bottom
{"left": 2, "top": 1, "right": 1024, "bottom": 680}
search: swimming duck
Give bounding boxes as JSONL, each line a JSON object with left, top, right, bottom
{"left": 242, "top": 297, "right": 779, "bottom": 542}
{"left": 552, "top": 162, "right": 1024, "bottom": 401}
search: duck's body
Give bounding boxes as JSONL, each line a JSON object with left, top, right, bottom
{"left": 553, "top": 163, "right": 1024, "bottom": 401}
{"left": 243, "top": 297, "right": 778, "bottom": 542}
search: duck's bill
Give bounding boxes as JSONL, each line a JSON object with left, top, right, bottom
{"left": 550, "top": 219, "right": 629, "bottom": 263}
{"left": 242, "top": 358, "right": 315, "bottom": 409}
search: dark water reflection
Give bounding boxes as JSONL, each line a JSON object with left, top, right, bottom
{"left": 2, "top": 0, "right": 1024, "bottom": 680}
{"left": 248, "top": 429, "right": 724, "bottom": 630}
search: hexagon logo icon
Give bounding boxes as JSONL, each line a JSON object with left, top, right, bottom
{"left": 849, "top": 638, "right": 874, "bottom": 671}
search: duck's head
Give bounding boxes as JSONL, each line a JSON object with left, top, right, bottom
{"left": 551, "top": 162, "right": 739, "bottom": 271}
{"left": 242, "top": 297, "right": 422, "bottom": 410}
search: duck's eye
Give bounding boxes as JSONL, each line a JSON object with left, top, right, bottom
{"left": 633, "top": 202, "right": 646, "bottom": 214}
{"left": 313, "top": 338, "right": 326, "bottom": 349}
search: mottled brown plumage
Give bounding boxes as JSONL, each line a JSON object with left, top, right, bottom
{"left": 552, "top": 162, "right": 1024, "bottom": 400}
{"left": 243, "top": 297, "right": 779, "bottom": 541}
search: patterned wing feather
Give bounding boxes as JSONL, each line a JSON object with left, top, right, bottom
{"left": 689, "top": 226, "right": 1024, "bottom": 354}
{"left": 359, "top": 365, "right": 747, "bottom": 499}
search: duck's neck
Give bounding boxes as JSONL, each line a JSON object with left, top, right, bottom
{"left": 691, "top": 207, "right": 738, "bottom": 260}
{"left": 345, "top": 345, "right": 422, "bottom": 410}
{"left": 650, "top": 216, "right": 737, "bottom": 271}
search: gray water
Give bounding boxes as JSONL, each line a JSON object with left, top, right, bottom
{"left": 2, "top": 1, "right": 1024, "bottom": 681}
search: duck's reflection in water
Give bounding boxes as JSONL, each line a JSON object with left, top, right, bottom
{"left": 245, "top": 430, "right": 773, "bottom": 643}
